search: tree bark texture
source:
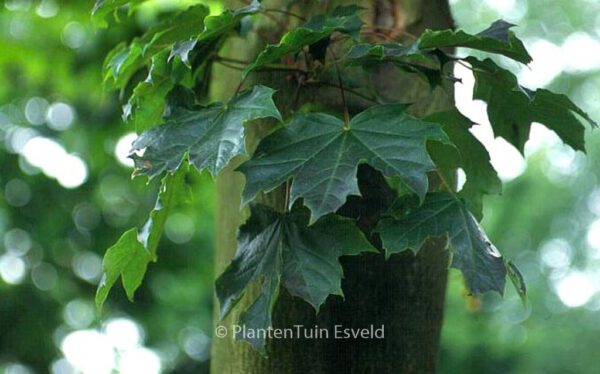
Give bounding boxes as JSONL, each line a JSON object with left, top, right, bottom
{"left": 211, "top": 0, "right": 454, "bottom": 372}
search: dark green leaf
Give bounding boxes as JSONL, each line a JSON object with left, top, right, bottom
{"left": 131, "top": 85, "right": 281, "bottom": 178}
{"left": 243, "top": 5, "right": 364, "bottom": 77}
{"left": 345, "top": 43, "right": 443, "bottom": 88}
{"left": 528, "top": 89, "right": 597, "bottom": 151}
{"left": 426, "top": 109, "right": 502, "bottom": 219}
{"left": 165, "top": 3, "right": 260, "bottom": 68}
{"left": 346, "top": 42, "right": 435, "bottom": 66}
{"left": 467, "top": 57, "right": 595, "bottom": 153}
{"left": 468, "top": 57, "right": 531, "bottom": 152}
{"left": 377, "top": 192, "right": 507, "bottom": 294}
{"left": 418, "top": 20, "right": 532, "bottom": 64}
{"left": 216, "top": 204, "right": 375, "bottom": 351}
{"left": 239, "top": 105, "right": 451, "bottom": 222}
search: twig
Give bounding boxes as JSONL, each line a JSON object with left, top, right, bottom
{"left": 330, "top": 50, "right": 350, "bottom": 127}
{"left": 256, "top": 65, "right": 308, "bottom": 74}
{"left": 360, "top": 30, "right": 396, "bottom": 42}
{"left": 234, "top": 75, "right": 247, "bottom": 94}
{"left": 306, "top": 81, "right": 379, "bottom": 104}
{"left": 264, "top": 8, "right": 306, "bottom": 21}
{"left": 215, "top": 60, "right": 245, "bottom": 71}
{"left": 261, "top": 10, "right": 288, "bottom": 30}
{"left": 456, "top": 59, "right": 473, "bottom": 70}
{"left": 215, "top": 56, "right": 252, "bottom": 65}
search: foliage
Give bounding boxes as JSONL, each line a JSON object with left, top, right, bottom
{"left": 215, "top": 203, "right": 375, "bottom": 351}
{"left": 377, "top": 192, "right": 506, "bottom": 294}
{"left": 130, "top": 85, "right": 280, "bottom": 178}
{"left": 91, "top": 0, "right": 595, "bottom": 354}
{"left": 238, "top": 105, "right": 450, "bottom": 222}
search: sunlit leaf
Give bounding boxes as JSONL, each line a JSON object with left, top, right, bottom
{"left": 96, "top": 229, "right": 151, "bottom": 309}
{"left": 92, "top": 0, "right": 142, "bottom": 27}
{"left": 124, "top": 50, "right": 176, "bottom": 133}
{"left": 96, "top": 165, "right": 188, "bottom": 309}
{"left": 506, "top": 260, "right": 527, "bottom": 306}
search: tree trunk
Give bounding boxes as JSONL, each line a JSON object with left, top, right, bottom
{"left": 211, "top": 0, "right": 454, "bottom": 372}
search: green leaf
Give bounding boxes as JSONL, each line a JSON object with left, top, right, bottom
{"left": 200, "top": 0, "right": 261, "bottom": 39}
{"left": 467, "top": 57, "right": 595, "bottom": 153}
{"left": 96, "top": 229, "right": 151, "bottom": 309}
{"left": 239, "top": 104, "right": 451, "bottom": 222}
{"left": 170, "top": 40, "right": 197, "bottom": 67}
{"left": 418, "top": 20, "right": 532, "bottom": 64}
{"left": 102, "top": 3, "right": 258, "bottom": 90}
{"left": 131, "top": 85, "right": 281, "bottom": 178}
{"left": 344, "top": 20, "right": 532, "bottom": 86}
{"left": 426, "top": 109, "right": 502, "bottom": 219}
{"left": 243, "top": 5, "right": 364, "bottom": 77}
{"left": 103, "top": 41, "right": 145, "bottom": 90}
{"left": 376, "top": 192, "right": 507, "bottom": 295}
{"left": 124, "top": 50, "right": 176, "bottom": 133}
{"left": 216, "top": 204, "right": 375, "bottom": 351}
{"left": 528, "top": 88, "right": 598, "bottom": 151}
{"left": 92, "top": 0, "right": 137, "bottom": 27}
{"left": 96, "top": 166, "right": 188, "bottom": 309}
{"left": 142, "top": 5, "right": 210, "bottom": 58}
{"left": 167, "top": 0, "right": 261, "bottom": 66}
{"left": 345, "top": 43, "right": 443, "bottom": 88}
{"left": 138, "top": 163, "right": 189, "bottom": 259}
{"left": 506, "top": 260, "right": 527, "bottom": 305}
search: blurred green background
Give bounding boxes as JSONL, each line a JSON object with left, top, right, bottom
{"left": 0, "top": 0, "right": 599, "bottom": 373}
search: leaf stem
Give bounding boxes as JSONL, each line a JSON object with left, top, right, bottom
{"left": 331, "top": 51, "right": 350, "bottom": 127}
{"left": 284, "top": 180, "right": 291, "bottom": 212}
{"left": 216, "top": 56, "right": 308, "bottom": 74}
{"left": 435, "top": 169, "right": 458, "bottom": 198}
{"left": 234, "top": 78, "right": 247, "bottom": 95}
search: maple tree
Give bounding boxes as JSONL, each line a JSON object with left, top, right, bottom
{"left": 92, "top": 0, "right": 596, "bottom": 371}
